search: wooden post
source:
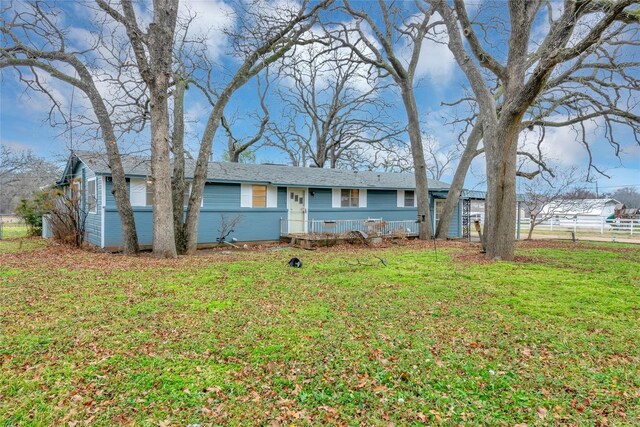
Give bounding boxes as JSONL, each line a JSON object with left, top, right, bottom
{"left": 474, "top": 220, "right": 485, "bottom": 253}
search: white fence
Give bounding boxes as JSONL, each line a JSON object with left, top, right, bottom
{"left": 281, "top": 218, "right": 420, "bottom": 237}
{"left": 519, "top": 217, "right": 639, "bottom": 236}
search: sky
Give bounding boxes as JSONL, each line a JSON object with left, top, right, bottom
{"left": 1, "top": 0, "right": 638, "bottom": 195}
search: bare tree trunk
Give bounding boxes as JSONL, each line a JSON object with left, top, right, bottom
{"left": 148, "top": 87, "right": 177, "bottom": 257}
{"left": 172, "top": 76, "right": 187, "bottom": 254}
{"left": 86, "top": 81, "right": 139, "bottom": 254}
{"left": 184, "top": 89, "right": 233, "bottom": 254}
{"left": 400, "top": 83, "right": 432, "bottom": 240}
{"left": 104, "top": 140, "right": 139, "bottom": 255}
{"left": 527, "top": 216, "right": 535, "bottom": 240}
{"left": 483, "top": 117, "right": 520, "bottom": 259}
{"left": 229, "top": 148, "right": 240, "bottom": 163}
{"left": 435, "top": 122, "right": 482, "bottom": 239}
{"left": 145, "top": 0, "right": 179, "bottom": 258}
{"left": 314, "top": 137, "right": 327, "bottom": 168}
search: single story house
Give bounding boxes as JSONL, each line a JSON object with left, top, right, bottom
{"left": 53, "top": 151, "right": 489, "bottom": 250}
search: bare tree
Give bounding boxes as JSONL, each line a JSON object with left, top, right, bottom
{"left": 0, "top": 146, "right": 59, "bottom": 214}
{"left": 610, "top": 187, "right": 640, "bottom": 208}
{"left": 431, "top": 0, "right": 639, "bottom": 259}
{"left": 337, "top": 138, "right": 413, "bottom": 172}
{"left": 178, "top": 0, "right": 333, "bottom": 254}
{"left": 0, "top": 1, "right": 140, "bottom": 254}
{"left": 221, "top": 74, "right": 270, "bottom": 163}
{"left": 435, "top": 26, "right": 639, "bottom": 238}
{"left": 97, "top": 0, "right": 180, "bottom": 258}
{"left": 0, "top": 146, "right": 35, "bottom": 183}
{"left": 563, "top": 187, "right": 598, "bottom": 199}
{"left": 521, "top": 167, "right": 588, "bottom": 239}
{"left": 337, "top": 134, "right": 457, "bottom": 180}
{"left": 422, "top": 136, "right": 458, "bottom": 181}
{"left": 330, "top": 0, "right": 442, "bottom": 239}
{"left": 267, "top": 43, "right": 401, "bottom": 168}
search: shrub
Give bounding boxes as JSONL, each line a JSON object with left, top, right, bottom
{"left": 14, "top": 191, "right": 53, "bottom": 236}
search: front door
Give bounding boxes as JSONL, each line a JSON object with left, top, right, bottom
{"left": 288, "top": 188, "right": 307, "bottom": 234}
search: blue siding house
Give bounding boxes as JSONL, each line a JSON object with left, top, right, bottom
{"left": 58, "top": 152, "right": 473, "bottom": 250}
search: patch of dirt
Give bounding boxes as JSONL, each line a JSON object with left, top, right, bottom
{"left": 3, "top": 237, "right": 634, "bottom": 272}
{"left": 0, "top": 241, "right": 249, "bottom": 272}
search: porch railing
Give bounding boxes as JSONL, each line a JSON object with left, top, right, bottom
{"left": 280, "top": 218, "right": 419, "bottom": 237}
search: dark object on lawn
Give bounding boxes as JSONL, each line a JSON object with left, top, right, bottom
{"left": 288, "top": 257, "right": 302, "bottom": 268}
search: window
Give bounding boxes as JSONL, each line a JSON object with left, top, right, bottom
{"left": 241, "top": 184, "right": 276, "bottom": 208}
{"left": 404, "top": 190, "right": 415, "bottom": 208}
{"left": 341, "top": 189, "right": 359, "bottom": 207}
{"left": 183, "top": 184, "right": 191, "bottom": 207}
{"left": 145, "top": 179, "right": 154, "bottom": 206}
{"left": 87, "top": 178, "right": 97, "bottom": 213}
{"left": 129, "top": 179, "right": 146, "bottom": 206}
{"left": 252, "top": 185, "right": 267, "bottom": 208}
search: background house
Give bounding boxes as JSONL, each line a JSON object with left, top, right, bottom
{"left": 539, "top": 198, "right": 620, "bottom": 221}
{"left": 53, "top": 152, "right": 477, "bottom": 250}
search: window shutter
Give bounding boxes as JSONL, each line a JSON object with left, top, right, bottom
{"left": 332, "top": 188, "right": 341, "bottom": 208}
{"left": 130, "top": 179, "right": 146, "bottom": 206}
{"left": 266, "top": 186, "right": 278, "bottom": 208}
{"left": 240, "top": 184, "right": 252, "bottom": 208}
{"left": 397, "top": 190, "right": 405, "bottom": 208}
{"left": 358, "top": 189, "right": 367, "bottom": 208}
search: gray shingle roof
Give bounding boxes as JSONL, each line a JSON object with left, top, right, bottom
{"left": 72, "top": 151, "right": 451, "bottom": 190}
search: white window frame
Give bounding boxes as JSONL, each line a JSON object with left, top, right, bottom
{"left": 332, "top": 188, "right": 366, "bottom": 208}
{"left": 145, "top": 179, "right": 154, "bottom": 206}
{"left": 397, "top": 190, "right": 416, "bottom": 208}
{"left": 240, "top": 184, "right": 278, "bottom": 208}
{"left": 129, "top": 178, "right": 147, "bottom": 207}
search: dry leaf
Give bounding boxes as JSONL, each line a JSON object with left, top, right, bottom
{"left": 537, "top": 407, "right": 548, "bottom": 419}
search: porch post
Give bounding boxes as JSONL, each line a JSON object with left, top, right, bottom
{"left": 432, "top": 198, "right": 437, "bottom": 232}
{"left": 516, "top": 201, "right": 521, "bottom": 241}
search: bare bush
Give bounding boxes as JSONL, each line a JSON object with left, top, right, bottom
{"left": 48, "top": 188, "right": 87, "bottom": 247}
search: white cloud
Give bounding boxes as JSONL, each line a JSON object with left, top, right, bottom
{"left": 413, "top": 37, "right": 456, "bottom": 82}
{"left": 178, "top": 0, "right": 235, "bottom": 60}
{"left": 398, "top": 12, "right": 455, "bottom": 84}
{"left": 519, "top": 118, "right": 596, "bottom": 168}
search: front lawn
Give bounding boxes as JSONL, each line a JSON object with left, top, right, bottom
{"left": 1, "top": 240, "right": 639, "bottom": 425}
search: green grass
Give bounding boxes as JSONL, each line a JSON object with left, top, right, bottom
{"left": 0, "top": 223, "right": 29, "bottom": 239}
{"left": 1, "top": 240, "right": 639, "bottom": 426}
{"left": 0, "top": 237, "right": 46, "bottom": 253}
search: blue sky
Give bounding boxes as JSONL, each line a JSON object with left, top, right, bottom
{"left": 1, "top": 0, "right": 638, "bottom": 195}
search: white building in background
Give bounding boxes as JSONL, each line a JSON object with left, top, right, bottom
{"left": 539, "top": 198, "right": 620, "bottom": 221}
